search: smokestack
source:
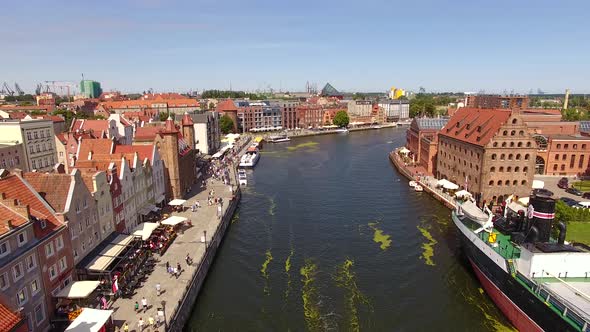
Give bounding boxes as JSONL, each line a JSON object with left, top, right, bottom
{"left": 563, "top": 89, "right": 570, "bottom": 110}
{"left": 526, "top": 195, "right": 556, "bottom": 243}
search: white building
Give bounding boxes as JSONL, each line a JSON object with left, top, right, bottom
{"left": 0, "top": 118, "right": 57, "bottom": 171}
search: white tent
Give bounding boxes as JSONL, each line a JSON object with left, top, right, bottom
{"left": 85, "top": 235, "right": 134, "bottom": 271}
{"left": 443, "top": 182, "right": 459, "bottom": 190}
{"left": 455, "top": 190, "right": 472, "bottom": 198}
{"left": 132, "top": 222, "right": 159, "bottom": 241}
{"left": 161, "top": 216, "right": 187, "bottom": 226}
{"left": 399, "top": 147, "right": 410, "bottom": 154}
{"left": 518, "top": 197, "right": 530, "bottom": 205}
{"left": 65, "top": 308, "right": 113, "bottom": 332}
{"left": 55, "top": 281, "right": 100, "bottom": 299}
{"left": 168, "top": 199, "right": 187, "bottom": 206}
{"left": 532, "top": 180, "right": 544, "bottom": 189}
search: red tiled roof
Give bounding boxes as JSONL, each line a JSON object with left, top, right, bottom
{"left": 134, "top": 126, "right": 162, "bottom": 140}
{"left": 77, "top": 138, "right": 114, "bottom": 160}
{"left": 216, "top": 99, "right": 238, "bottom": 112}
{"left": 113, "top": 145, "right": 154, "bottom": 162}
{"left": 0, "top": 173, "right": 63, "bottom": 238}
{"left": 0, "top": 203, "right": 29, "bottom": 236}
{"left": 23, "top": 173, "right": 72, "bottom": 213}
{"left": 0, "top": 303, "right": 24, "bottom": 332}
{"left": 181, "top": 113, "right": 194, "bottom": 126}
{"left": 75, "top": 158, "right": 118, "bottom": 172}
{"left": 163, "top": 118, "right": 179, "bottom": 133}
{"left": 439, "top": 108, "right": 512, "bottom": 146}
{"left": 78, "top": 170, "right": 99, "bottom": 194}
{"left": 141, "top": 93, "right": 185, "bottom": 100}
{"left": 38, "top": 115, "right": 65, "bottom": 123}
{"left": 521, "top": 108, "right": 562, "bottom": 116}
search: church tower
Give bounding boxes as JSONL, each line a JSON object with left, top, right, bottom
{"left": 181, "top": 113, "right": 195, "bottom": 149}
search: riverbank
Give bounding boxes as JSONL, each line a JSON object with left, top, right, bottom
{"left": 389, "top": 147, "right": 457, "bottom": 210}
{"left": 249, "top": 123, "right": 399, "bottom": 141}
{"left": 110, "top": 159, "right": 244, "bottom": 331}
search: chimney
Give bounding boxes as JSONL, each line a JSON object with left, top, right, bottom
{"left": 7, "top": 220, "right": 14, "bottom": 230}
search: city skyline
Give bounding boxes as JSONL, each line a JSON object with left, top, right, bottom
{"left": 2, "top": 0, "right": 589, "bottom": 94}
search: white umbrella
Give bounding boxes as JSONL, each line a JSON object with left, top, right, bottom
{"left": 532, "top": 180, "right": 544, "bottom": 189}
{"left": 455, "top": 190, "right": 472, "bottom": 198}
{"left": 399, "top": 147, "right": 410, "bottom": 154}
{"left": 443, "top": 181, "right": 459, "bottom": 190}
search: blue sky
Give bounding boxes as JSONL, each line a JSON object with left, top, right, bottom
{"left": 2, "top": 0, "right": 589, "bottom": 94}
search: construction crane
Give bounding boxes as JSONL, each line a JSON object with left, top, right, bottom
{"left": 14, "top": 83, "right": 24, "bottom": 96}
{"left": 43, "top": 81, "right": 76, "bottom": 100}
{"left": 1, "top": 82, "right": 15, "bottom": 96}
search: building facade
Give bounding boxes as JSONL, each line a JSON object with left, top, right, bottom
{"left": 347, "top": 100, "right": 373, "bottom": 117}
{"left": 80, "top": 80, "right": 102, "bottom": 99}
{"left": 0, "top": 119, "right": 57, "bottom": 172}
{"left": 437, "top": 108, "right": 536, "bottom": 204}
{"left": 378, "top": 100, "right": 410, "bottom": 121}
{"left": 0, "top": 143, "right": 26, "bottom": 171}
{"left": 465, "top": 94, "right": 529, "bottom": 110}
{"left": 540, "top": 136, "right": 590, "bottom": 176}
{"left": 189, "top": 112, "right": 221, "bottom": 155}
{"left": 406, "top": 118, "right": 449, "bottom": 175}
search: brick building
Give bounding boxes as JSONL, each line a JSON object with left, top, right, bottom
{"left": 296, "top": 104, "right": 324, "bottom": 129}
{"left": 437, "top": 108, "right": 537, "bottom": 204}
{"left": 538, "top": 136, "right": 590, "bottom": 176}
{"left": 406, "top": 118, "right": 449, "bottom": 175}
{"left": 465, "top": 94, "right": 529, "bottom": 110}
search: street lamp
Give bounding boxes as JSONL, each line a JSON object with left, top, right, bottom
{"left": 160, "top": 300, "right": 167, "bottom": 330}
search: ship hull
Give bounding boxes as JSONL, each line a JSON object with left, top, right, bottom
{"left": 453, "top": 215, "right": 578, "bottom": 332}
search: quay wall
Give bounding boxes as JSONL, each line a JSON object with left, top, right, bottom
{"left": 167, "top": 187, "right": 242, "bottom": 331}
{"left": 389, "top": 149, "right": 457, "bottom": 210}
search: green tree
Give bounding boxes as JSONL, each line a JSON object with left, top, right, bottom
{"left": 208, "top": 102, "right": 215, "bottom": 110}
{"left": 220, "top": 114, "right": 234, "bottom": 134}
{"left": 333, "top": 111, "right": 350, "bottom": 128}
{"left": 159, "top": 112, "right": 170, "bottom": 121}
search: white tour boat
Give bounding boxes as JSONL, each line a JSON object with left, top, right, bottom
{"left": 239, "top": 147, "right": 260, "bottom": 168}
{"left": 334, "top": 128, "right": 349, "bottom": 133}
{"left": 267, "top": 135, "right": 291, "bottom": 143}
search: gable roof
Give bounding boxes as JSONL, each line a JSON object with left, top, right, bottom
{"left": 134, "top": 126, "right": 163, "bottom": 140}
{"left": 23, "top": 173, "right": 73, "bottom": 213}
{"left": 0, "top": 202, "right": 29, "bottom": 236}
{"left": 216, "top": 99, "right": 238, "bottom": 112}
{"left": 112, "top": 145, "right": 154, "bottom": 163}
{"left": 439, "top": 108, "right": 512, "bottom": 146}
{"left": 77, "top": 138, "right": 114, "bottom": 160}
{"left": 0, "top": 173, "right": 63, "bottom": 238}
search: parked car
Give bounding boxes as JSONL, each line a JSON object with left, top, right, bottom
{"left": 557, "top": 177, "right": 569, "bottom": 189}
{"left": 583, "top": 192, "right": 590, "bottom": 199}
{"left": 533, "top": 188, "right": 554, "bottom": 197}
{"left": 565, "top": 187, "right": 583, "bottom": 196}
{"left": 559, "top": 197, "right": 579, "bottom": 207}
{"left": 573, "top": 202, "right": 590, "bottom": 209}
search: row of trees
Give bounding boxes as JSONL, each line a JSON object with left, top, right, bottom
{"left": 201, "top": 90, "right": 266, "bottom": 100}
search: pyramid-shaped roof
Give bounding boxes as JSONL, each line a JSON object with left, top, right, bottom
{"left": 320, "top": 83, "right": 340, "bottom": 97}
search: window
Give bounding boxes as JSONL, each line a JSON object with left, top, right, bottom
{"left": 502, "top": 142, "right": 507, "bottom": 147}
{"left": 17, "top": 288, "right": 27, "bottom": 305}
{"left": 31, "top": 279, "right": 40, "bottom": 296}
{"left": 35, "top": 144, "right": 40, "bottom": 153}
{"left": 564, "top": 144, "right": 569, "bottom": 149}
{"left": 561, "top": 164, "right": 566, "bottom": 171}
{"left": 0, "top": 241, "right": 9, "bottom": 257}
{"left": 515, "top": 166, "right": 520, "bottom": 172}
{"left": 76, "top": 202, "right": 81, "bottom": 214}
{"left": 525, "top": 154, "right": 530, "bottom": 160}
{"left": 583, "top": 144, "right": 587, "bottom": 149}
{"left": 580, "top": 155, "right": 585, "bottom": 169}
{"left": 13, "top": 262, "right": 24, "bottom": 281}
{"left": 45, "top": 242, "right": 54, "bottom": 258}
{"left": 25, "top": 255, "right": 36, "bottom": 271}
{"left": 34, "top": 303, "right": 45, "bottom": 325}
{"left": 500, "top": 154, "right": 505, "bottom": 160}
{"left": 521, "top": 180, "right": 527, "bottom": 185}
{"left": 512, "top": 119, "right": 517, "bottom": 124}
{"left": 510, "top": 130, "right": 516, "bottom": 136}
{"left": 562, "top": 154, "right": 567, "bottom": 160}
{"left": 493, "top": 142, "right": 498, "bottom": 147}
{"left": 32, "top": 160, "right": 36, "bottom": 169}
{"left": 56, "top": 236, "right": 64, "bottom": 251}
{"left": 27, "top": 132, "right": 32, "bottom": 140}
{"left": 40, "top": 220, "right": 46, "bottom": 229}
{"left": 49, "top": 265, "right": 57, "bottom": 280}
{"left": 489, "top": 180, "right": 494, "bottom": 186}
{"left": 17, "top": 232, "right": 27, "bottom": 247}
{"left": 83, "top": 198, "right": 88, "bottom": 208}
{"left": 510, "top": 142, "right": 515, "bottom": 147}
{"left": 497, "top": 180, "right": 502, "bottom": 186}
{"left": 34, "top": 131, "right": 38, "bottom": 139}
{"left": 527, "top": 142, "right": 532, "bottom": 147}
{"left": 59, "top": 151, "right": 64, "bottom": 157}
{"left": 503, "top": 130, "right": 508, "bottom": 136}
{"left": 519, "top": 130, "right": 524, "bottom": 136}
{"left": 0, "top": 273, "right": 8, "bottom": 290}
{"left": 573, "top": 144, "right": 578, "bottom": 149}
{"left": 570, "top": 155, "right": 576, "bottom": 169}
{"left": 555, "top": 155, "right": 559, "bottom": 161}
{"left": 523, "top": 167, "right": 528, "bottom": 173}
{"left": 505, "top": 180, "right": 510, "bottom": 186}
{"left": 557, "top": 144, "right": 561, "bottom": 149}
{"left": 507, "top": 167, "right": 512, "bottom": 172}
{"left": 58, "top": 256, "right": 67, "bottom": 272}
{"left": 553, "top": 164, "right": 558, "bottom": 171}
{"left": 508, "top": 154, "right": 513, "bottom": 160}
{"left": 499, "top": 167, "right": 504, "bottom": 172}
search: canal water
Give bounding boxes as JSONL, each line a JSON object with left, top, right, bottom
{"left": 187, "top": 128, "right": 514, "bottom": 331}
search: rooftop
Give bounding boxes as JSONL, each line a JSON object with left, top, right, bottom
{"left": 23, "top": 172, "right": 73, "bottom": 213}
{"left": 413, "top": 117, "right": 449, "bottom": 130}
{"left": 440, "top": 108, "right": 512, "bottom": 146}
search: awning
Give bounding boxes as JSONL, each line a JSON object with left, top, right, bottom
{"left": 168, "top": 199, "right": 187, "bottom": 206}
{"left": 154, "top": 194, "right": 165, "bottom": 204}
{"left": 455, "top": 190, "right": 472, "bottom": 198}
{"left": 399, "top": 147, "right": 410, "bottom": 154}
{"left": 85, "top": 234, "right": 134, "bottom": 271}
{"left": 54, "top": 281, "right": 100, "bottom": 299}
{"left": 132, "top": 222, "right": 159, "bottom": 241}
{"left": 65, "top": 308, "right": 113, "bottom": 332}
{"left": 508, "top": 201, "right": 526, "bottom": 213}
{"left": 518, "top": 197, "right": 530, "bottom": 205}
{"left": 138, "top": 205, "right": 152, "bottom": 216}
{"left": 161, "top": 216, "right": 187, "bottom": 226}
{"left": 532, "top": 180, "right": 544, "bottom": 189}
{"left": 437, "top": 179, "right": 459, "bottom": 190}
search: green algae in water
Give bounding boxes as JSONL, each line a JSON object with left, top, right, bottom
{"left": 417, "top": 225, "right": 438, "bottom": 266}
{"left": 231, "top": 212, "right": 239, "bottom": 224}
{"left": 368, "top": 222, "right": 392, "bottom": 250}
{"left": 287, "top": 141, "right": 319, "bottom": 151}
{"left": 334, "top": 259, "right": 370, "bottom": 332}
{"left": 300, "top": 261, "right": 323, "bottom": 331}
{"left": 284, "top": 248, "right": 294, "bottom": 300}
{"left": 268, "top": 196, "right": 276, "bottom": 216}
{"left": 261, "top": 250, "right": 273, "bottom": 278}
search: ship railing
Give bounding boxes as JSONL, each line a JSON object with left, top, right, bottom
{"left": 528, "top": 271, "right": 590, "bottom": 331}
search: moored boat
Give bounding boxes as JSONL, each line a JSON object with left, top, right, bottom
{"left": 409, "top": 181, "right": 417, "bottom": 187}
{"left": 239, "top": 147, "right": 260, "bottom": 168}
{"left": 267, "top": 135, "right": 290, "bottom": 143}
{"left": 238, "top": 169, "right": 247, "bottom": 186}
{"left": 453, "top": 195, "right": 590, "bottom": 331}
{"left": 414, "top": 185, "right": 423, "bottom": 192}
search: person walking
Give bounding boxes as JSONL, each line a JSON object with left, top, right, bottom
{"left": 138, "top": 317, "right": 145, "bottom": 331}
{"left": 134, "top": 301, "right": 139, "bottom": 312}
{"left": 157, "top": 308, "right": 164, "bottom": 327}
{"left": 173, "top": 266, "right": 179, "bottom": 279}
{"left": 148, "top": 316, "right": 155, "bottom": 329}
{"left": 156, "top": 283, "right": 161, "bottom": 296}
{"left": 123, "top": 322, "right": 129, "bottom": 332}
{"left": 141, "top": 297, "right": 148, "bottom": 312}
{"left": 177, "top": 262, "right": 181, "bottom": 275}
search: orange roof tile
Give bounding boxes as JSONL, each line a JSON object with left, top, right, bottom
{"left": 439, "top": 108, "right": 512, "bottom": 147}
{"left": 216, "top": 99, "right": 238, "bottom": 112}
{"left": 0, "top": 173, "right": 63, "bottom": 238}
{"left": 134, "top": 126, "right": 163, "bottom": 140}
{"left": 77, "top": 138, "right": 114, "bottom": 160}
{"left": 0, "top": 203, "right": 29, "bottom": 236}
{"left": 23, "top": 173, "right": 72, "bottom": 213}
{"left": 0, "top": 303, "right": 24, "bottom": 332}
{"left": 112, "top": 145, "right": 154, "bottom": 163}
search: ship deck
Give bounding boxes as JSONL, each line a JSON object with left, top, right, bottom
{"left": 542, "top": 282, "right": 590, "bottom": 322}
